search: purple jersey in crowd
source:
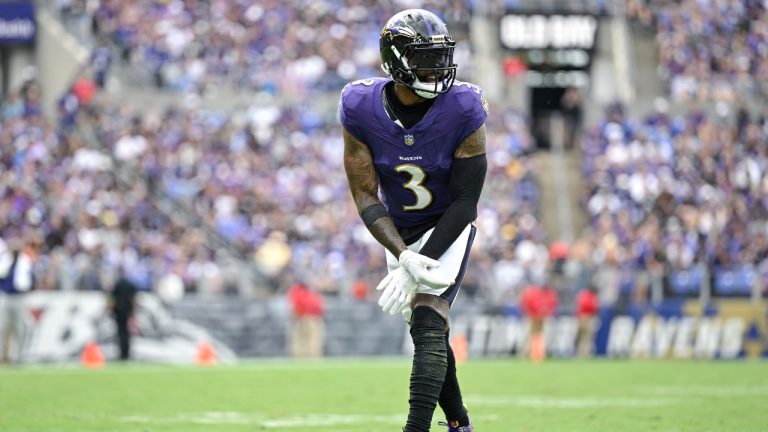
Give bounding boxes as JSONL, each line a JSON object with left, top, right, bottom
{"left": 340, "top": 77, "right": 487, "bottom": 228}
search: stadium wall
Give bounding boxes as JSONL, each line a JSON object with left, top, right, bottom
{"left": 8, "top": 293, "right": 767, "bottom": 363}
{"left": 10, "top": 292, "right": 235, "bottom": 364}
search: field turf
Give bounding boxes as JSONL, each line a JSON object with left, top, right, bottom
{"left": 1, "top": 358, "right": 766, "bottom": 432}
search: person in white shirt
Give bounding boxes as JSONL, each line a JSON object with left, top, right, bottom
{"left": 0, "top": 237, "right": 34, "bottom": 365}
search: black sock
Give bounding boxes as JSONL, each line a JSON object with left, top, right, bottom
{"left": 404, "top": 307, "right": 448, "bottom": 432}
{"left": 439, "top": 331, "right": 470, "bottom": 427}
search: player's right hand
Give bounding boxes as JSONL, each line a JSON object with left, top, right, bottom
{"left": 376, "top": 267, "right": 416, "bottom": 315}
{"left": 398, "top": 250, "right": 454, "bottom": 290}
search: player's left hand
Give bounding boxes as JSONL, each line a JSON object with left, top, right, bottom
{"left": 376, "top": 267, "right": 416, "bottom": 315}
{"left": 398, "top": 250, "right": 454, "bottom": 290}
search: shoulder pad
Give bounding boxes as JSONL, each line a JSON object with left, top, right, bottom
{"left": 450, "top": 81, "right": 489, "bottom": 117}
{"left": 341, "top": 78, "right": 385, "bottom": 110}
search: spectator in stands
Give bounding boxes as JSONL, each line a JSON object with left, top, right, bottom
{"left": 254, "top": 231, "right": 292, "bottom": 283}
{"left": 91, "top": 36, "right": 113, "bottom": 89}
{"left": 561, "top": 87, "right": 583, "bottom": 150}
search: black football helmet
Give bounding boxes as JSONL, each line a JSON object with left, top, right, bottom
{"left": 379, "top": 9, "right": 457, "bottom": 99}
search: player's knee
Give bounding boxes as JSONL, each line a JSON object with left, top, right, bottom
{"left": 411, "top": 307, "right": 448, "bottom": 368}
{"left": 411, "top": 294, "right": 449, "bottom": 324}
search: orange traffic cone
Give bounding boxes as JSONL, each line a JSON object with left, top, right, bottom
{"left": 81, "top": 342, "right": 105, "bottom": 368}
{"left": 450, "top": 333, "right": 468, "bottom": 365}
{"left": 196, "top": 341, "right": 217, "bottom": 366}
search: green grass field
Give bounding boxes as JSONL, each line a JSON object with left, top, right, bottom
{"left": 1, "top": 358, "right": 767, "bottom": 432}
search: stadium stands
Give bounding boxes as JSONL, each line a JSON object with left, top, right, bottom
{"left": 57, "top": 0, "right": 472, "bottom": 95}
{"left": 580, "top": 102, "right": 768, "bottom": 303}
{"left": 78, "top": 95, "right": 544, "bottom": 299}
{"left": 0, "top": 79, "right": 221, "bottom": 294}
{"left": 2, "top": 74, "right": 545, "bottom": 301}
{"left": 9, "top": 1, "right": 766, "bottom": 311}
{"left": 628, "top": 0, "right": 768, "bottom": 103}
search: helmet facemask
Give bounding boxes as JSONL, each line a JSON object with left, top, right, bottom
{"left": 400, "top": 41, "right": 457, "bottom": 98}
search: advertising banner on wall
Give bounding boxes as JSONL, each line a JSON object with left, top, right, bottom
{"left": 0, "top": 1, "right": 35, "bottom": 45}
{"left": 5, "top": 293, "right": 766, "bottom": 362}
{"left": 6, "top": 292, "right": 235, "bottom": 364}
{"left": 451, "top": 300, "right": 768, "bottom": 360}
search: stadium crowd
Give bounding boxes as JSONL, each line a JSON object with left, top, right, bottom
{"left": 627, "top": 0, "right": 768, "bottom": 103}
{"left": 56, "top": 0, "right": 472, "bottom": 96}
{"left": 0, "top": 79, "right": 226, "bottom": 297}
{"left": 3, "top": 1, "right": 553, "bottom": 305}
{"left": 16, "top": 0, "right": 767, "bottom": 312}
{"left": 2, "top": 75, "right": 547, "bottom": 304}
{"left": 81, "top": 94, "right": 544, "bottom": 302}
{"left": 581, "top": 102, "right": 768, "bottom": 305}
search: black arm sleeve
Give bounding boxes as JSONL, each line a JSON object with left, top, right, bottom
{"left": 418, "top": 154, "right": 487, "bottom": 260}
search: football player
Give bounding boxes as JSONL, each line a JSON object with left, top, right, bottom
{"left": 340, "top": 9, "right": 487, "bottom": 432}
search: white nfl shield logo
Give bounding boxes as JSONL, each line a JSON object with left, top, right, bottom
{"left": 404, "top": 134, "right": 414, "bottom": 146}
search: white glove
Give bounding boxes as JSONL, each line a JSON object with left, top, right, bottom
{"left": 398, "top": 250, "right": 454, "bottom": 290}
{"left": 376, "top": 268, "right": 416, "bottom": 315}
{"left": 401, "top": 306, "right": 413, "bottom": 322}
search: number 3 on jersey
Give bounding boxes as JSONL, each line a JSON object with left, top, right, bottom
{"left": 395, "top": 164, "right": 432, "bottom": 211}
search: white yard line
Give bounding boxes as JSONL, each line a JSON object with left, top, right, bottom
{"left": 260, "top": 414, "right": 405, "bottom": 428}
{"left": 632, "top": 384, "right": 768, "bottom": 397}
{"left": 119, "top": 412, "right": 253, "bottom": 425}
{"left": 1, "top": 358, "right": 409, "bottom": 376}
{"left": 465, "top": 394, "right": 682, "bottom": 408}
{"left": 118, "top": 411, "right": 499, "bottom": 428}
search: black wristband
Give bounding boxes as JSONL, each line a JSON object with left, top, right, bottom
{"left": 360, "top": 204, "right": 389, "bottom": 228}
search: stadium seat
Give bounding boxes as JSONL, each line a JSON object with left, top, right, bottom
{"left": 668, "top": 267, "right": 703, "bottom": 297}
{"left": 713, "top": 267, "right": 756, "bottom": 297}
{"left": 619, "top": 272, "right": 635, "bottom": 296}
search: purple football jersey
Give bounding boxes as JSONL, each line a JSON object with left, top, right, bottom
{"left": 340, "top": 77, "right": 487, "bottom": 228}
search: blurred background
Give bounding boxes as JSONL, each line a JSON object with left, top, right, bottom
{"left": 0, "top": 0, "right": 766, "bottom": 365}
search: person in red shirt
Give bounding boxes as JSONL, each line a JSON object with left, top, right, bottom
{"left": 575, "top": 288, "right": 599, "bottom": 357}
{"left": 520, "top": 284, "right": 558, "bottom": 362}
{"left": 287, "top": 282, "right": 324, "bottom": 358}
